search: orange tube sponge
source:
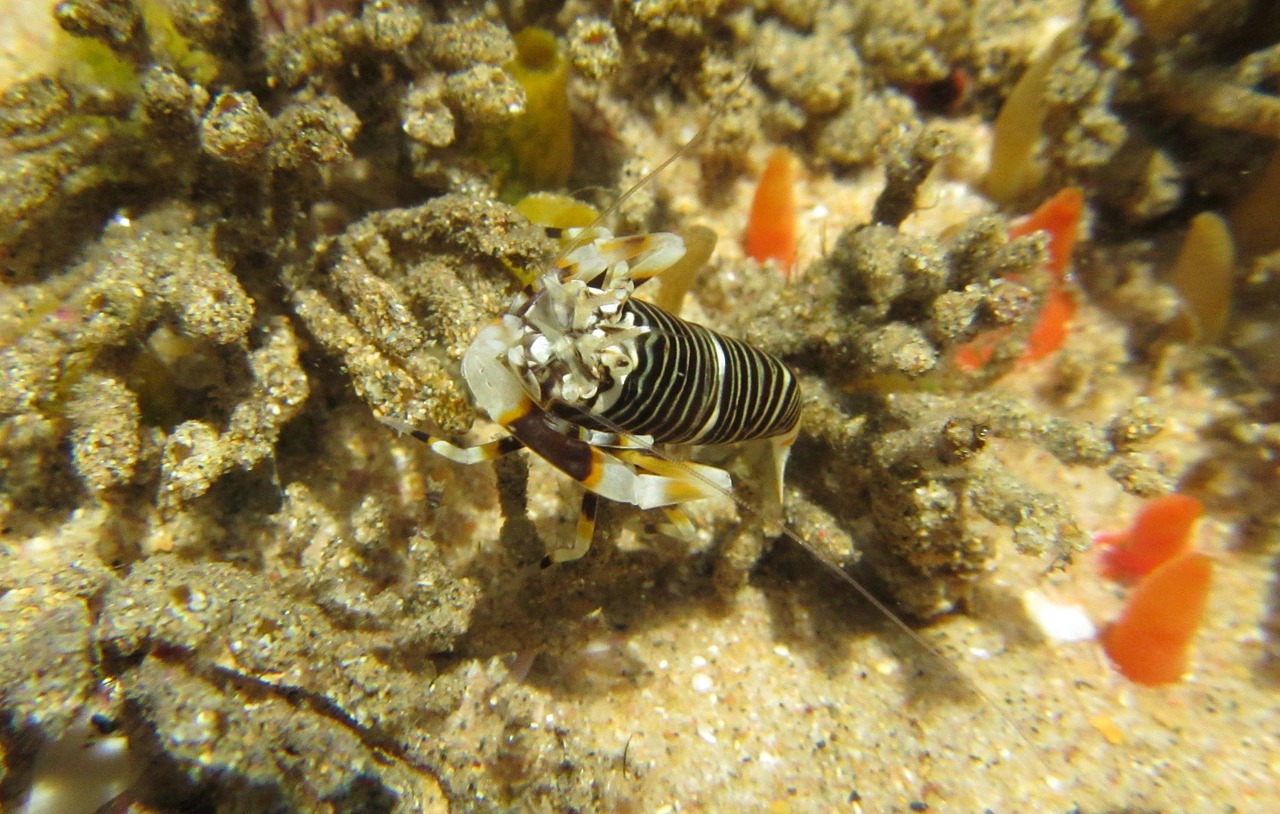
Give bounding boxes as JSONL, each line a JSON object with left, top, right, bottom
{"left": 954, "top": 333, "right": 999, "bottom": 372}
{"left": 744, "top": 146, "right": 799, "bottom": 276}
{"left": 1022, "top": 286, "right": 1076, "bottom": 362}
{"left": 1009, "top": 187, "right": 1083, "bottom": 281}
{"left": 1015, "top": 188, "right": 1083, "bottom": 361}
{"left": 1101, "top": 552, "right": 1213, "bottom": 686}
{"left": 1098, "top": 493, "right": 1203, "bottom": 582}
{"left": 953, "top": 187, "right": 1083, "bottom": 369}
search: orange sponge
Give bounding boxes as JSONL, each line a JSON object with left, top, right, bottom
{"left": 1008, "top": 187, "right": 1084, "bottom": 280}
{"left": 1011, "top": 187, "right": 1083, "bottom": 362}
{"left": 744, "top": 147, "right": 799, "bottom": 276}
{"left": 1101, "top": 552, "right": 1213, "bottom": 686}
{"left": 1098, "top": 493, "right": 1204, "bottom": 583}
{"left": 1022, "top": 286, "right": 1076, "bottom": 363}
{"left": 954, "top": 187, "right": 1084, "bottom": 370}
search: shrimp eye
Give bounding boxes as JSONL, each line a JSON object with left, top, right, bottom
{"left": 600, "top": 347, "right": 632, "bottom": 373}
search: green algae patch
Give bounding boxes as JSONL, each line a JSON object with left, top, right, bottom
{"left": 53, "top": 31, "right": 140, "bottom": 97}
{"left": 136, "top": 0, "right": 221, "bottom": 86}
{"left": 53, "top": 0, "right": 220, "bottom": 91}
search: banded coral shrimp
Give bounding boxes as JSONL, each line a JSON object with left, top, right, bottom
{"left": 372, "top": 70, "right": 1142, "bottom": 813}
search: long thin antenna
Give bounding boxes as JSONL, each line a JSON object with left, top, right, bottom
{"left": 554, "top": 64, "right": 755, "bottom": 265}
{"left": 562, "top": 400, "right": 1067, "bottom": 791}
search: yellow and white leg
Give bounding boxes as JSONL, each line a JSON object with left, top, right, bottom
{"left": 613, "top": 449, "right": 734, "bottom": 509}
{"left": 535, "top": 441, "right": 732, "bottom": 564}
{"left": 543, "top": 490, "right": 600, "bottom": 567}
{"left": 661, "top": 506, "right": 696, "bottom": 539}
{"left": 770, "top": 425, "right": 799, "bottom": 504}
{"left": 378, "top": 415, "right": 525, "bottom": 464}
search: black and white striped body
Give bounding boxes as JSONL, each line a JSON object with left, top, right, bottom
{"left": 400, "top": 225, "right": 801, "bottom": 564}
{"left": 567, "top": 298, "right": 800, "bottom": 446}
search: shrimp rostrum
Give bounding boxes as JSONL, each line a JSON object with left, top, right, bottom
{"left": 390, "top": 226, "right": 800, "bottom": 565}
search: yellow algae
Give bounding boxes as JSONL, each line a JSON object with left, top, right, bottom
{"left": 652, "top": 224, "right": 717, "bottom": 315}
{"left": 514, "top": 191, "right": 599, "bottom": 231}
{"left": 1169, "top": 211, "right": 1235, "bottom": 344}
{"left": 510, "top": 192, "right": 600, "bottom": 286}
{"left": 985, "top": 25, "right": 1075, "bottom": 203}
{"left": 139, "top": 0, "right": 221, "bottom": 85}
{"left": 502, "top": 28, "right": 574, "bottom": 196}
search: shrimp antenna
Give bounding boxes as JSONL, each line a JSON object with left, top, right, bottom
{"left": 561, "top": 398, "right": 1069, "bottom": 798}
{"left": 555, "top": 62, "right": 756, "bottom": 264}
